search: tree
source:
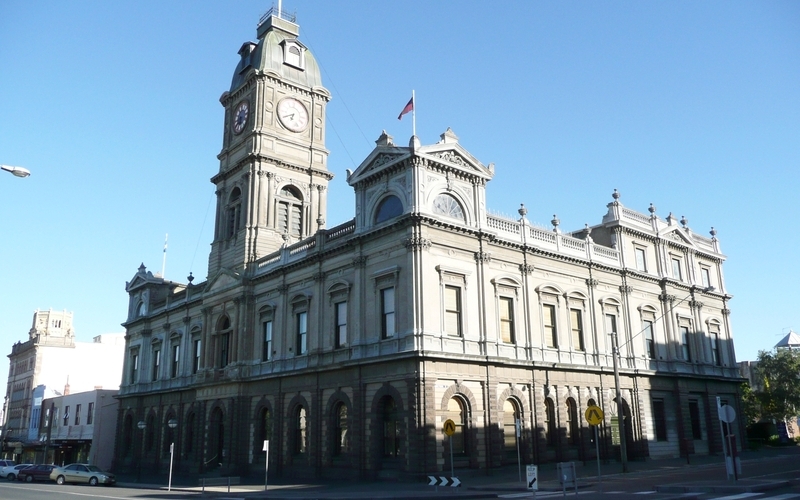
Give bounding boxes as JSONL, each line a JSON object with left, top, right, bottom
{"left": 740, "top": 382, "right": 762, "bottom": 424}
{"left": 754, "top": 348, "right": 800, "bottom": 422}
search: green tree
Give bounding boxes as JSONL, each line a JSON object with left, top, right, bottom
{"left": 740, "top": 382, "right": 762, "bottom": 424}
{"left": 754, "top": 348, "right": 800, "bottom": 422}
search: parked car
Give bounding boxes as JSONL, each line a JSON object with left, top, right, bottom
{"left": 0, "top": 460, "right": 14, "bottom": 468}
{"left": 17, "top": 464, "right": 56, "bottom": 482}
{"left": 2, "top": 464, "right": 33, "bottom": 481}
{"left": 50, "top": 463, "right": 116, "bottom": 486}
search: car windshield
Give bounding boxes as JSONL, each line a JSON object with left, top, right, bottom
{"left": 85, "top": 466, "right": 103, "bottom": 472}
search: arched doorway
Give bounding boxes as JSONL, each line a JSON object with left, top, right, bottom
{"left": 502, "top": 399, "right": 521, "bottom": 463}
{"left": 208, "top": 407, "right": 225, "bottom": 468}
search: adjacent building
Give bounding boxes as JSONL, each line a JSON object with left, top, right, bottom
{"left": 2, "top": 309, "right": 124, "bottom": 461}
{"left": 114, "top": 9, "right": 743, "bottom": 481}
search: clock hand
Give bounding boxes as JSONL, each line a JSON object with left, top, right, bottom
{"left": 283, "top": 113, "right": 295, "bottom": 120}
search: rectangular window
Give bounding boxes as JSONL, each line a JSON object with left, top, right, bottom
{"left": 130, "top": 353, "right": 139, "bottom": 383}
{"left": 87, "top": 402, "right": 94, "bottom": 425}
{"left": 335, "top": 302, "right": 348, "bottom": 347}
{"left": 444, "top": 286, "right": 462, "bottom": 336}
{"left": 75, "top": 404, "right": 81, "bottom": 425}
{"left": 543, "top": 304, "right": 557, "bottom": 348}
{"left": 643, "top": 320, "right": 656, "bottom": 358}
{"left": 499, "top": 297, "right": 515, "bottom": 343}
{"left": 652, "top": 398, "right": 668, "bottom": 441}
{"left": 171, "top": 344, "right": 179, "bottom": 378}
{"left": 381, "top": 287, "right": 395, "bottom": 339}
{"left": 688, "top": 399, "right": 702, "bottom": 440}
{"left": 672, "top": 258, "right": 683, "bottom": 280}
{"left": 701, "top": 267, "right": 711, "bottom": 288}
{"left": 570, "top": 309, "right": 585, "bottom": 351}
{"left": 152, "top": 348, "right": 161, "bottom": 381}
{"left": 296, "top": 311, "right": 308, "bottom": 355}
{"left": 711, "top": 331, "right": 721, "bottom": 366}
{"left": 219, "top": 333, "right": 230, "bottom": 367}
{"left": 263, "top": 320, "right": 273, "bottom": 361}
{"left": 193, "top": 339, "right": 201, "bottom": 373}
{"left": 63, "top": 406, "right": 69, "bottom": 426}
{"left": 680, "top": 325, "right": 692, "bottom": 361}
{"left": 635, "top": 247, "right": 647, "bottom": 271}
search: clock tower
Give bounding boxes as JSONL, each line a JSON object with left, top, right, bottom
{"left": 209, "top": 9, "right": 332, "bottom": 276}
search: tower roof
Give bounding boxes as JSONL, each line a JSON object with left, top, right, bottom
{"left": 229, "top": 8, "right": 323, "bottom": 92}
{"left": 775, "top": 330, "right": 800, "bottom": 349}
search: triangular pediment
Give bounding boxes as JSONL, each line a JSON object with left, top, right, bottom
{"left": 348, "top": 148, "right": 410, "bottom": 186}
{"left": 204, "top": 268, "right": 243, "bottom": 296}
{"left": 660, "top": 227, "right": 696, "bottom": 248}
{"left": 418, "top": 143, "right": 493, "bottom": 181}
{"left": 125, "top": 264, "right": 163, "bottom": 292}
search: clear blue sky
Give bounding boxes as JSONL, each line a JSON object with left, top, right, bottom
{"left": 1, "top": 1, "right": 798, "bottom": 395}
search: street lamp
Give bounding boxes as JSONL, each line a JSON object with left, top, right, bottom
{"left": 167, "top": 418, "right": 178, "bottom": 491}
{"left": 610, "top": 285, "right": 715, "bottom": 473}
{"left": 1, "top": 165, "right": 31, "bottom": 178}
{"left": 136, "top": 420, "right": 146, "bottom": 482}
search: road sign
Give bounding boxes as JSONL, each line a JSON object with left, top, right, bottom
{"left": 585, "top": 405, "right": 604, "bottom": 426}
{"left": 443, "top": 419, "right": 456, "bottom": 436}
{"left": 428, "top": 476, "right": 461, "bottom": 487}
{"left": 718, "top": 404, "right": 736, "bottom": 423}
{"left": 526, "top": 465, "right": 538, "bottom": 491}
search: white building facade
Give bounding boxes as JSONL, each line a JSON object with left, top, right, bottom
{"left": 114, "top": 9, "right": 743, "bottom": 481}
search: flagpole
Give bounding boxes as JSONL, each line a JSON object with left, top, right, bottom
{"left": 412, "top": 89, "right": 416, "bottom": 138}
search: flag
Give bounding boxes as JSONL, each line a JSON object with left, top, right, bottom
{"left": 397, "top": 97, "right": 414, "bottom": 120}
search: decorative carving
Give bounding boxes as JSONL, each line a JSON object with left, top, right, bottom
{"left": 434, "top": 151, "right": 468, "bottom": 167}
{"left": 689, "top": 300, "right": 704, "bottom": 310}
{"left": 585, "top": 278, "right": 598, "bottom": 288}
{"left": 313, "top": 271, "right": 326, "bottom": 282}
{"left": 352, "top": 256, "right": 368, "bottom": 268}
{"left": 276, "top": 284, "right": 290, "bottom": 295}
{"left": 722, "top": 308, "right": 731, "bottom": 316}
{"left": 619, "top": 285, "right": 632, "bottom": 295}
{"left": 404, "top": 237, "right": 432, "bottom": 251}
{"left": 659, "top": 293, "right": 676, "bottom": 303}
{"left": 474, "top": 251, "right": 492, "bottom": 263}
{"left": 163, "top": 323, "right": 171, "bottom": 332}
{"left": 519, "top": 263, "right": 535, "bottom": 275}
{"left": 372, "top": 154, "right": 396, "bottom": 169}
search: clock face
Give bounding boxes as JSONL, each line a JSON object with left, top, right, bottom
{"left": 232, "top": 101, "right": 249, "bottom": 134}
{"left": 277, "top": 98, "right": 309, "bottom": 132}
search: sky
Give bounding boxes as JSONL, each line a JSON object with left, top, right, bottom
{"left": 0, "top": 1, "right": 798, "bottom": 396}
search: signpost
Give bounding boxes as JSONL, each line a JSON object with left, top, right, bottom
{"left": 443, "top": 419, "right": 456, "bottom": 484}
{"left": 584, "top": 405, "right": 604, "bottom": 489}
{"left": 526, "top": 464, "right": 538, "bottom": 498}
{"left": 716, "top": 398, "right": 739, "bottom": 481}
{"left": 263, "top": 440, "right": 269, "bottom": 491}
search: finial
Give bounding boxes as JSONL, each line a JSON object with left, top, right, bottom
{"left": 187, "top": 272, "right": 194, "bottom": 284}
{"left": 138, "top": 263, "right": 147, "bottom": 273}
{"left": 680, "top": 215, "right": 688, "bottom": 228}
{"left": 612, "top": 189, "right": 620, "bottom": 201}
{"left": 551, "top": 214, "right": 560, "bottom": 231}
{"left": 648, "top": 203, "right": 656, "bottom": 214}
{"left": 518, "top": 204, "right": 528, "bottom": 218}
{"left": 710, "top": 227, "right": 717, "bottom": 239}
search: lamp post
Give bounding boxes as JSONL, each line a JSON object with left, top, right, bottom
{"left": 610, "top": 285, "right": 715, "bottom": 473}
{"left": 136, "top": 420, "right": 146, "bottom": 482}
{"left": 167, "top": 418, "right": 177, "bottom": 491}
{"left": 0, "top": 165, "right": 30, "bottom": 178}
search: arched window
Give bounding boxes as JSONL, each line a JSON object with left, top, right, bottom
{"left": 566, "top": 398, "right": 579, "bottom": 446}
{"left": 277, "top": 186, "right": 303, "bottom": 238}
{"left": 374, "top": 195, "right": 403, "bottom": 224}
{"left": 163, "top": 413, "right": 177, "bottom": 456}
{"left": 145, "top": 412, "right": 156, "bottom": 454}
{"left": 432, "top": 193, "right": 465, "bottom": 222}
{"left": 502, "top": 399, "right": 520, "bottom": 456}
{"left": 381, "top": 396, "right": 399, "bottom": 457}
{"left": 446, "top": 396, "right": 468, "bottom": 456}
{"left": 544, "top": 399, "right": 556, "bottom": 447}
{"left": 256, "top": 407, "right": 272, "bottom": 456}
{"left": 136, "top": 301, "right": 146, "bottom": 318}
{"left": 294, "top": 406, "right": 307, "bottom": 455}
{"left": 226, "top": 188, "right": 242, "bottom": 239}
{"left": 217, "top": 316, "right": 231, "bottom": 368}
{"left": 333, "top": 402, "right": 348, "bottom": 456}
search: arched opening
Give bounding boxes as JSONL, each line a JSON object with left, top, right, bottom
{"left": 380, "top": 396, "right": 399, "bottom": 458}
{"left": 502, "top": 399, "right": 521, "bottom": 461}
{"left": 566, "top": 398, "right": 579, "bottom": 446}
{"left": 544, "top": 399, "right": 556, "bottom": 447}
{"left": 293, "top": 405, "right": 308, "bottom": 456}
{"left": 445, "top": 396, "right": 468, "bottom": 457}
{"left": 184, "top": 411, "right": 195, "bottom": 458}
{"left": 144, "top": 412, "right": 156, "bottom": 455}
{"left": 209, "top": 407, "right": 225, "bottom": 467}
{"left": 277, "top": 185, "right": 304, "bottom": 237}
{"left": 613, "top": 397, "right": 636, "bottom": 460}
{"left": 333, "top": 402, "right": 348, "bottom": 456}
{"left": 122, "top": 414, "right": 134, "bottom": 457}
{"left": 163, "top": 412, "right": 177, "bottom": 457}
{"left": 226, "top": 187, "right": 242, "bottom": 238}
{"left": 256, "top": 407, "right": 272, "bottom": 457}
{"left": 374, "top": 195, "right": 403, "bottom": 224}
{"left": 216, "top": 316, "right": 231, "bottom": 368}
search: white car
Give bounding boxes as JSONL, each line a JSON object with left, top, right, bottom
{"left": 50, "top": 463, "right": 116, "bottom": 486}
{"left": 1, "top": 464, "right": 33, "bottom": 481}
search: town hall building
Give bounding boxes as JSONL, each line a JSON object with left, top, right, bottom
{"left": 114, "top": 9, "right": 743, "bottom": 480}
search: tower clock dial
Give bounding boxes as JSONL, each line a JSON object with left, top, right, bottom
{"left": 232, "top": 101, "right": 249, "bottom": 134}
{"left": 277, "top": 98, "right": 309, "bottom": 132}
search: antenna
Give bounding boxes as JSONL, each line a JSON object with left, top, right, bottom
{"left": 161, "top": 233, "right": 168, "bottom": 278}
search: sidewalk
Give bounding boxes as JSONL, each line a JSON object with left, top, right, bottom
{"left": 115, "top": 446, "right": 799, "bottom": 499}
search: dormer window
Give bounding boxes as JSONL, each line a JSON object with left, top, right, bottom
{"left": 282, "top": 40, "right": 305, "bottom": 70}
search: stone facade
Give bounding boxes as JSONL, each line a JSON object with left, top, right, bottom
{"left": 113, "top": 9, "right": 743, "bottom": 481}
